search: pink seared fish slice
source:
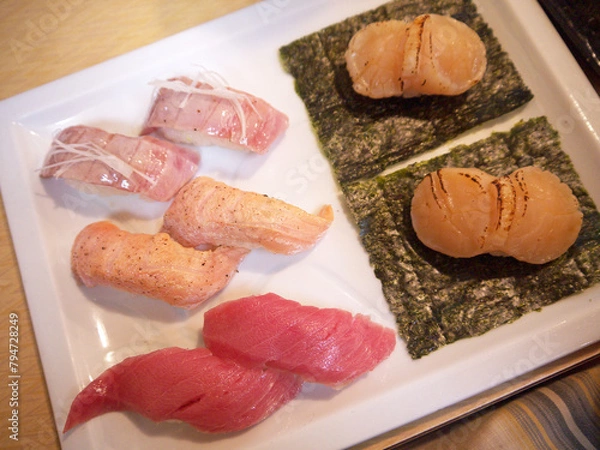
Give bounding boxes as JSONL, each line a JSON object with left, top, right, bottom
{"left": 203, "top": 293, "right": 397, "bottom": 388}
{"left": 71, "top": 221, "right": 249, "bottom": 309}
{"left": 162, "top": 176, "right": 334, "bottom": 255}
{"left": 39, "top": 125, "right": 199, "bottom": 202}
{"left": 142, "top": 75, "right": 289, "bottom": 154}
{"left": 63, "top": 347, "right": 302, "bottom": 434}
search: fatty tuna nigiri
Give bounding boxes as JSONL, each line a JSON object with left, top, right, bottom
{"left": 162, "top": 176, "right": 334, "bottom": 255}
{"left": 40, "top": 125, "right": 199, "bottom": 202}
{"left": 142, "top": 73, "right": 289, "bottom": 154}
{"left": 203, "top": 293, "right": 396, "bottom": 388}
{"left": 71, "top": 221, "right": 249, "bottom": 308}
{"left": 63, "top": 347, "right": 302, "bottom": 434}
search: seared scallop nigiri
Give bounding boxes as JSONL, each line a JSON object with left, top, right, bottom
{"left": 410, "top": 167, "right": 582, "bottom": 264}
{"left": 344, "top": 20, "right": 410, "bottom": 99}
{"left": 410, "top": 168, "right": 496, "bottom": 258}
{"left": 345, "top": 14, "right": 487, "bottom": 98}
{"left": 487, "top": 167, "right": 583, "bottom": 264}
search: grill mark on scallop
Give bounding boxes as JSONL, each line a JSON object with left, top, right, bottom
{"left": 493, "top": 175, "right": 517, "bottom": 233}
{"left": 436, "top": 169, "right": 448, "bottom": 195}
{"left": 424, "top": 15, "right": 434, "bottom": 88}
{"left": 401, "top": 14, "right": 429, "bottom": 96}
{"left": 513, "top": 169, "right": 529, "bottom": 218}
{"left": 426, "top": 172, "right": 444, "bottom": 210}
{"left": 413, "top": 14, "right": 428, "bottom": 77}
{"left": 458, "top": 171, "right": 486, "bottom": 191}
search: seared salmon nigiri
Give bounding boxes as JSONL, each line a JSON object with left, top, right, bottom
{"left": 162, "top": 177, "right": 334, "bottom": 255}
{"left": 410, "top": 167, "right": 583, "bottom": 264}
{"left": 71, "top": 221, "right": 249, "bottom": 308}
{"left": 345, "top": 14, "right": 487, "bottom": 98}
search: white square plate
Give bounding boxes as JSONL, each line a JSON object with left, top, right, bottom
{"left": 1, "top": 1, "right": 599, "bottom": 449}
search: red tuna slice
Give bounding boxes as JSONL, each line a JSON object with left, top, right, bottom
{"left": 142, "top": 76, "right": 289, "bottom": 154}
{"left": 63, "top": 347, "right": 302, "bottom": 434}
{"left": 40, "top": 125, "right": 199, "bottom": 202}
{"left": 203, "top": 293, "right": 397, "bottom": 388}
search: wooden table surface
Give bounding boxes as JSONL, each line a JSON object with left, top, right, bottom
{"left": 0, "top": 2, "right": 598, "bottom": 449}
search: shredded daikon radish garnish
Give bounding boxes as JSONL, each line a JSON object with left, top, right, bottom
{"left": 40, "top": 139, "right": 157, "bottom": 187}
{"left": 149, "top": 70, "right": 261, "bottom": 142}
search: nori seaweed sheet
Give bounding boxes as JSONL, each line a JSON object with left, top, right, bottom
{"left": 279, "top": 0, "right": 534, "bottom": 183}
{"left": 342, "top": 117, "right": 600, "bottom": 358}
